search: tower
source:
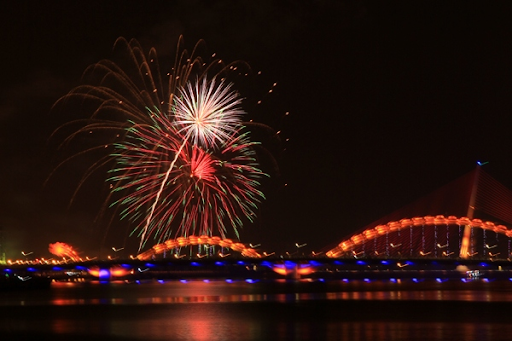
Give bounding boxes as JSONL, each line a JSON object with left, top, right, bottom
{"left": 459, "top": 165, "right": 481, "bottom": 258}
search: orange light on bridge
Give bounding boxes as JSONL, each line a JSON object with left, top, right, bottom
{"left": 388, "top": 221, "right": 401, "bottom": 231}
{"left": 136, "top": 236, "right": 262, "bottom": 260}
{"left": 326, "top": 214, "right": 512, "bottom": 258}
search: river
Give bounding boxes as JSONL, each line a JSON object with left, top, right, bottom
{"left": 1, "top": 278, "right": 512, "bottom": 340}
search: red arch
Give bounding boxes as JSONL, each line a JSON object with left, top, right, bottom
{"left": 136, "top": 235, "right": 261, "bottom": 260}
{"left": 326, "top": 215, "right": 511, "bottom": 258}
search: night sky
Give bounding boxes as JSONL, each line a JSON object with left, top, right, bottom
{"left": 2, "top": 1, "right": 512, "bottom": 259}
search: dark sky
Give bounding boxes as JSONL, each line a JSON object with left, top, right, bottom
{"left": 2, "top": 1, "right": 512, "bottom": 259}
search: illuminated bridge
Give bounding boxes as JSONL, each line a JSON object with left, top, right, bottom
{"left": 6, "top": 166, "right": 512, "bottom": 287}
{"left": 327, "top": 166, "right": 512, "bottom": 260}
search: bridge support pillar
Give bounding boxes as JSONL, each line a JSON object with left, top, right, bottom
{"left": 459, "top": 225, "right": 471, "bottom": 258}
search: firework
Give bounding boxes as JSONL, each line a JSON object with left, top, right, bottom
{"left": 138, "top": 77, "right": 247, "bottom": 249}
{"left": 173, "top": 77, "right": 245, "bottom": 148}
{"left": 52, "top": 37, "right": 272, "bottom": 250}
{"left": 109, "top": 116, "right": 266, "bottom": 245}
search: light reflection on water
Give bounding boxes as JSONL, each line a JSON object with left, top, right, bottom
{"left": 3, "top": 279, "right": 512, "bottom": 340}
{"left": 9, "top": 278, "right": 512, "bottom": 306}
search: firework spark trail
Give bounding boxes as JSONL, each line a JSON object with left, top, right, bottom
{"left": 139, "top": 136, "right": 187, "bottom": 250}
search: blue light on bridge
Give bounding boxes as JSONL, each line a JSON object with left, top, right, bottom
{"left": 190, "top": 262, "right": 200, "bottom": 267}
{"left": 145, "top": 262, "right": 156, "bottom": 268}
{"left": 245, "top": 279, "right": 257, "bottom": 283}
{"left": 390, "top": 278, "right": 397, "bottom": 283}
{"left": 237, "top": 261, "right": 246, "bottom": 265}
{"left": 356, "top": 260, "right": 366, "bottom": 266}
{"left": 75, "top": 265, "right": 87, "bottom": 271}
{"left": 157, "top": 279, "right": 165, "bottom": 284}
{"left": 334, "top": 261, "right": 343, "bottom": 265}
{"left": 180, "top": 279, "right": 188, "bottom": 283}
{"left": 26, "top": 267, "right": 37, "bottom": 272}
{"left": 284, "top": 260, "right": 296, "bottom": 268}
{"left": 98, "top": 269, "right": 110, "bottom": 280}
{"left": 260, "top": 261, "right": 273, "bottom": 268}
{"left": 381, "top": 260, "right": 390, "bottom": 265}
{"left": 226, "top": 279, "right": 233, "bottom": 283}
{"left": 52, "top": 266, "right": 63, "bottom": 271}
{"left": 215, "top": 261, "right": 225, "bottom": 266}
{"left": 364, "top": 278, "right": 370, "bottom": 282}
{"left": 309, "top": 260, "right": 322, "bottom": 267}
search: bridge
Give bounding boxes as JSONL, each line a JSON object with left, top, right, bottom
{"left": 327, "top": 166, "right": 512, "bottom": 260}
{"left": 5, "top": 166, "right": 512, "bottom": 287}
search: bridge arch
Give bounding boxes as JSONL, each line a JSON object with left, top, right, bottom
{"left": 136, "top": 236, "right": 261, "bottom": 260}
{"left": 326, "top": 215, "right": 512, "bottom": 259}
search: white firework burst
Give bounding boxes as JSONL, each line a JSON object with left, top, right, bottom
{"left": 173, "top": 77, "right": 245, "bottom": 148}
